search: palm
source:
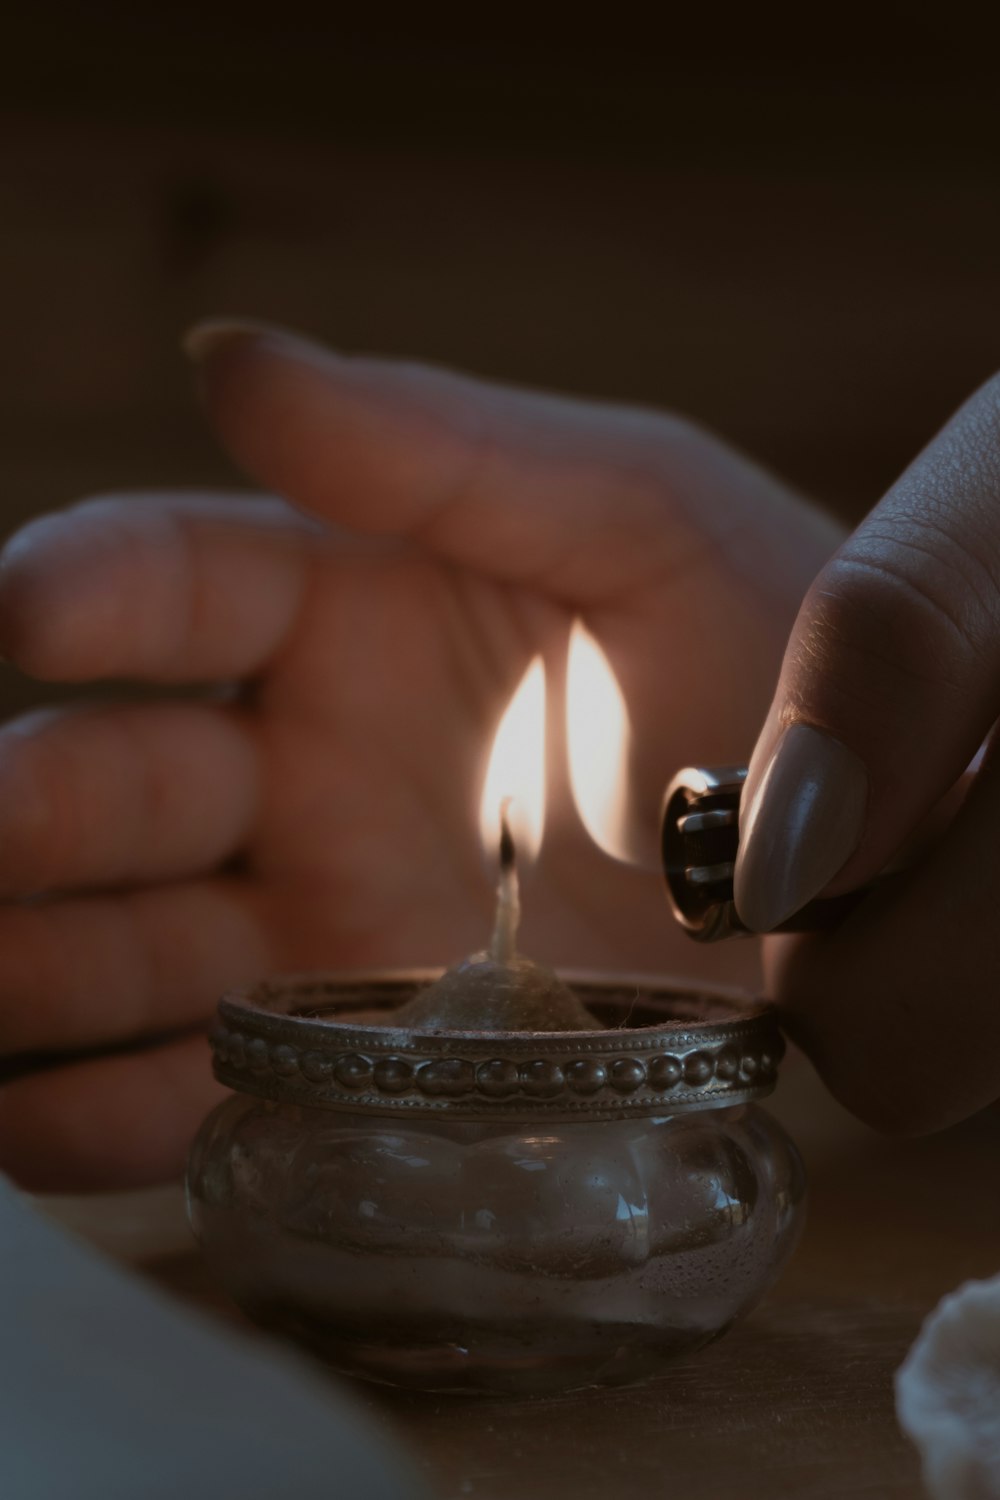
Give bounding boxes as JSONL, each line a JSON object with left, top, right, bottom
{"left": 254, "top": 551, "right": 549, "bottom": 966}
{"left": 0, "top": 332, "right": 841, "bottom": 1189}
{"left": 254, "top": 525, "right": 821, "bottom": 982}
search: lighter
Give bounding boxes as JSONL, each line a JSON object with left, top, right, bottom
{"left": 662, "top": 765, "right": 864, "bottom": 942}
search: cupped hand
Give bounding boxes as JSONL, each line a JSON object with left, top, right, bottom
{"left": 0, "top": 323, "right": 838, "bottom": 1190}
{"left": 734, "top": 373, "right": 1000, "bottom": 1135}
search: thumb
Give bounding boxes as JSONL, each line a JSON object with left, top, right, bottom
{"left": 734, "top": 372, "right": 1000, "bottom": 932}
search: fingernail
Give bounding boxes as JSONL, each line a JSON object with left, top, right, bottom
{"left": 739, "top": 703, "right": 782, "bottom": 837}
{"left": 181, "top": 318, "right": 273, "bottom": 364}
{"left": 733, "top": 723, "right": 868, "bottom": 933}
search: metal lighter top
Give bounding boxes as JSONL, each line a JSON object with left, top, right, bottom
{"left": 662, "top": 764, "right": 863, "bottom": 942}
{"left": 662, "top": 766, "right": 749, "bottom": 942}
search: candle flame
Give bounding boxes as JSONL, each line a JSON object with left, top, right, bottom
{"left": 566, "top": 620, "right": 633, "bottom": 863}
{"left": 479, "top": 657, "right": 546, "bottom": 864}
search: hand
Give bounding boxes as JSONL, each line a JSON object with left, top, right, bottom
{"left": 734, "top": 373, "right": 1000, "bottom": 1135}
{"left": 0, "top": 323, "right": 839, "bottom": 1190}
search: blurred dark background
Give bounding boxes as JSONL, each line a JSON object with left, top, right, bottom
{"left": 2, "top": 7, "right": 999, "bottom": 713}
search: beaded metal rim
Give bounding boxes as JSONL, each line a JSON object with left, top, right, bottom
{"left": 210, "top": 969, "right": 784, "bottom": 1122}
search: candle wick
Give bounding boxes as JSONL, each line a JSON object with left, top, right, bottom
{"left": 499, "top": 809, "right": 516, "bottom": 874}
{"left": 490, "top": 799, "right": 520, "bottom": 964}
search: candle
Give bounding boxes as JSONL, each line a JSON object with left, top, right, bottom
{"left": 488, "top": 799, "right": 519, "bottom": 964}
{"left": 397, "top": 655, "right": 600, "bottom": 1034}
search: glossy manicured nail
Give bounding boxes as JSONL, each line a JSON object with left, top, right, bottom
{"left": 734, "top": 723, "right": 868, "bottom": 933}
{"left": 739, "top": 703, "right": 781, "bottom": 837}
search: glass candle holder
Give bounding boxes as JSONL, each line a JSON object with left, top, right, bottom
{"left": 186, "top": 972, "right": 804, "bottom": 1396}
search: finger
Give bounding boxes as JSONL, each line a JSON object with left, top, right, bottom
{"left": 0, "top": 879, "right": 269, "bottom": 1057}
{"left": 0, "top": 492, "right": 317, "bottom": 682}
{"left": 0, "top": 701, "right": 259, "bottom": 897}
{"left": 735, "top": 371, "right": 1000, "bottom": 933}
{"left": 186, "top": 319, "right": 825, "bottom": 604}
{"left": 0, "top": 859, "right": 480, "bottom": 1188}
{"left": 0, "top": 1033, "right": 226, "bottom": 1191}
{"left": 0, "top": 867, "right": 426, "bottom": 1061}
{"left": 769, "top": 738, "right": 1000, "bottom": 1134}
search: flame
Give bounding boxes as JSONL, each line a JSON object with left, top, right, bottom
{"left": 479, "top": 657, "right": 546, "bottom": 863}
{"left": 566, "top": 620, "right": 633, "bottom": 863}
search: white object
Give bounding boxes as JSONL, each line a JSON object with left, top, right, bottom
{"left": 896, "top": 1274, "right": 1000, "bottom": 1500}
{"left": 0, "top": 1177, "right": 424, "bottom": 1500}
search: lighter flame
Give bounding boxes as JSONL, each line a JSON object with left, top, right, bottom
{"left": 479, "top": 657, "right": 546, "bottom": 863}
{"left": 566, "top": 620, "right": 632, "bottom": 863}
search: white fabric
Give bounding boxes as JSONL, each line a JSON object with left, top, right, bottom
{"left": 0, "top": 1177, "right": 424, "bottom": 1500}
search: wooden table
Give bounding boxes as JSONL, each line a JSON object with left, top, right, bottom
{"left": 71, "top": 1061, "right": 998, "bottom": 1500}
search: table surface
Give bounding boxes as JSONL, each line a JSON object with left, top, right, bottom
{"left": 84, "top": 1061, "right": 999, "bottom": 1500}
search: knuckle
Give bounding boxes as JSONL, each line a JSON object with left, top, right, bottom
{"left": 796, "top": 539, "right": 999, "bottom": 712}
